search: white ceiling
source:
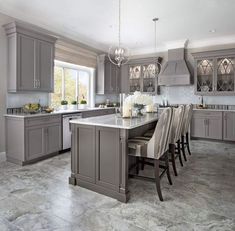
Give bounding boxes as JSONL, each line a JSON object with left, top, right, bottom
{"left": 0, "top": 0, "right": 235, "bottom": 55}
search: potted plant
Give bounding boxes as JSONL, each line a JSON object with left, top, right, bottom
{"left": 79, "top": 95, "right": 87, "bottom": 109}
{"left": 61, "top": 100, "right": 68, "bottom": 110}
{"left": 70, "top": 100, "right": 77, "bottom": 110}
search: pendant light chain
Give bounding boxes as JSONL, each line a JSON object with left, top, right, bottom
{"left": 118, "top": 0, "right": 121, "bottom": 47}
{"left": 152, "top": 17, "right": 162, "bottom": 74}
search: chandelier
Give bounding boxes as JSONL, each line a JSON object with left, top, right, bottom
{"left": 152, "top": 17, "right": 162, "bottom": 74}
{"left": 108, "top": 0, "right": 129, "bottom": 67}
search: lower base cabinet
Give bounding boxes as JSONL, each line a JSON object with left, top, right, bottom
{"left": 223, "top": 112, "right": 235, "bottom": 141}
{"left": 71, "top": 124, "right": 122, "bottom": 199}
{"left": 6, "top": 115, "right": 61, "bottom": 165}
{"left": 191, "top": 110, "right": 235, "bottom": 141}
{"left": 191, "top": 111, "right": 223, "bottom": 140}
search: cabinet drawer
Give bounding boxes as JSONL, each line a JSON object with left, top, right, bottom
{"left": 193, "top": 110, "right": 222, "bottom": 118}
{"left": 25, "top": 115, "right": 61, "bottom": 127}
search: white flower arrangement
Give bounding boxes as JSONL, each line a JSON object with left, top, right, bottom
{"left": 124, "top": 91, "right": 153, "bottom": 106}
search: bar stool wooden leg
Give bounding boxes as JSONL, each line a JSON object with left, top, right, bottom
{"left": 154, "top": 159, "right": 163, "bottom": 201}
{"left": 186, "top": 132, "right": 191, "bottom": 155}
{"left": 177, "top": 140, "right": 184, "bottom": 167}
{"left": 181, "top": 136, "right": 187, "bottom": 161}
{"left": 169, "top": 144, "right": 178, "bottom": 176}
{"left": 140, "top": 157, "right": 145, "bottom": 170}
{"left": 165, "top": 153, "right": 173, "bottom": 185}
{"left": 136, "top": 157, "right": 139, "bottom": 175}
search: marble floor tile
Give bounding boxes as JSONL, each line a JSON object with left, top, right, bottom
{"left": 0, "top": 140, "right": 235, "bottom": 231}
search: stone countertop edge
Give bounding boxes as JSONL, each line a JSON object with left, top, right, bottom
{"left": 193, "top": 108, "right": 235, "bottom": 112}
{"left": 4, "top": 107, "right": 115, "bottom": 118}
{"left": 70, "top": 113, "right": 158, "bottom": 130}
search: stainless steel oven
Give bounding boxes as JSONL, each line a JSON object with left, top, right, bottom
{"left": 62, "top": 113, "right": 82, "bottom": 150}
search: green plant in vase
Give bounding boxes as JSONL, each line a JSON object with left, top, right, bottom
{"left": 80, "top": 95, "right": 87, "bottom": 109}
{"left": 61, "top": 100, "right": 68, "bottom": 110}
{"left": 71, "top": 100, "right": 77, "bottom": 105}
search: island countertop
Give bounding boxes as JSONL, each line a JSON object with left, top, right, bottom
{"left": 70, "top": 113, "right": 158, "bottom": 129}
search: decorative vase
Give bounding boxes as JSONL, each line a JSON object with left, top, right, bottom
{"left": 61, "top": 105, "right": 67, "bottom": 110}
{"left": 134, "top": 104, "right": 145, "bottom": 116}
{"left": 79, "top": 104, "right": 87, "bottom": 109}
{"left": 70, "top": 105, "right": 78, "bottom": 110}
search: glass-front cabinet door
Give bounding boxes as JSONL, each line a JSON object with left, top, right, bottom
{"left": 142, "top": 64, "right": 156, "bottom": 93}
{"left": 216, "top": 58, "right": 235, "bottom": 92}
{"left": 196, "top": 59, "right": 214, "bottom": 93}
{"left": 192, "top": 49, "right": 235, "bottom": 95}
{"left": 129, "top": 65, "right": 141, "bottom": 92}
{"left": 128, "top": 61, "right": 159, "bottom": 93}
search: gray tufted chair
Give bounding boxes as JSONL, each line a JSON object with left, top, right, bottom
{"left": 128, "top": 107, "right": 173, "bottom": 201}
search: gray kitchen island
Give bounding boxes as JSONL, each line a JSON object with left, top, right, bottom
{"left": 69, "top": 113, "right": 158, "bottom": 202}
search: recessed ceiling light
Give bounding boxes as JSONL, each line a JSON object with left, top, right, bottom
{"left": 209, "top": 29, "right": 216, "bottom": 33}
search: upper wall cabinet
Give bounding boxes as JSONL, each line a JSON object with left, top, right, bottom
{"left": 4, "top": 22, "right": 57, "bottom": 93}
{"left": 96, "top": 54, "right": 120, "bottom": 94}
{"left": 120, "top": 57, "right": 162, "bottom": 94}
{"left": 192, "top": 49, "right": 235, "bottom": 95}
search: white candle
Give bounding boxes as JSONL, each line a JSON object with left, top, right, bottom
{"left": 146, "top": 104, "right": 154, "bottom": 112}
{"left": 123, "top": 104, "right": 131, "bottom": 117}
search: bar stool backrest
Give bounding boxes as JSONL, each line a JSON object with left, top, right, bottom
{"left": 182, "top": 104, "right": 193, "bottom": 136}
{"left": 170, "top": 105, "right": 185, "bottom": 144}
{"left": 147, "top": 107, "right": 173, "bottom": 159}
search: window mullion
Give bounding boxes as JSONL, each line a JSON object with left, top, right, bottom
{"left": 62, "top": 67, "right": 65, "bottom": 100}
{"left": 76, "top": 71, "right": 78, "bottom": 100}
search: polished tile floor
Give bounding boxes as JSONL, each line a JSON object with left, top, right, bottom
{"left": 0, "top": 140, "right": 235, "bottom": 231}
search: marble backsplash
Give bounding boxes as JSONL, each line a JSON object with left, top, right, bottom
{"left": 6, "top": 86, "right": 235, "bottom": 108}
{"left": 153, "top": 85, "right": 235, "bottom": 105}
{"left": 7, "top": 93, "right": 49, "bottom": 108}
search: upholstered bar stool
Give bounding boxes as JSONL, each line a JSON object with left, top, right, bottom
{"left": 168, "top": 105, "right": 185, "bottom": 176}
{"left": 181, "top": 104, "right": 193, "bottom": 157}
{"left": 127, "top": 108, "right": 173, "bottom": 201}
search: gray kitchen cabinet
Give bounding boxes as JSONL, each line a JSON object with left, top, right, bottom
{"left": 70, "top": 124, "right": 120, "bottom": 194}
{"left": 223, "top": 112, "right": 235, "bottom": 141}
{"left": 191, "top": 110, "right": 222, "bottom": 140}
{"left": 37, "top": 40, "right": 54, "bottom": 91}
{"left": 74, "top": 125, "right": 96, "bottom": 183}
{"left": 3, "top": 21, "right": 56, "bottom": 93}
{"left": 96, "top": 54, "right": 120, "bottom": 94}
{"left": 46, "top": 124, "right": 62, "bottom": 154}
{"left": 95, "top": 127, "right": 120, "bottom": 190}
{"left": 26, "top": 125, "right": 45, "bottom": 160}
{"left": 5, "top": 115, "right": 61, "bottom": 165}
{"left": 17, "top": 34, "right": 36, "bottom": 91}
{"left": 192, "top": 49, "right": 235, "bottom": 96}
{"left": 120, "top": 57, "right": 162, "bottom": 94}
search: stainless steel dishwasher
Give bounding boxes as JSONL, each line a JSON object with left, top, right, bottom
{"left": 62, "top": 113, "right": 82, "bottom": 150}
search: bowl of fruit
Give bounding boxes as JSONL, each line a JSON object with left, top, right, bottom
{"left": 23, "top": 103, "right": 41, "bottom": 114}
{"left": 45, "top": 107, "right": 54, "bottom": 113}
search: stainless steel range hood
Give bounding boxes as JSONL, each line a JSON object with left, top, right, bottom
{"left": 158, "top": 48, "right": 191, "bottom": 86}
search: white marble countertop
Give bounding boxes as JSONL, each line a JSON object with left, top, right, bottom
{"left": 4, "top": 107, "right": 114, "bottom": 118}
{"left": 70, "top": 113, "right": 158, "bottom": 129}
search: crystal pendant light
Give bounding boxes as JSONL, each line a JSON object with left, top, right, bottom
{"left": 108, "top": 0, "right": 129, "bottom": 67}
{"left": 152, "top": 18, "right": 162, "bottom": 74}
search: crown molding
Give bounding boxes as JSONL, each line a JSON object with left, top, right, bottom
{"left": 188, "top": 35, "right": 235, "bottom": 49}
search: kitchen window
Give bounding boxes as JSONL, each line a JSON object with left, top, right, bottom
{"left": 51, "top": 60, "right": 95, "bottom": 108}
